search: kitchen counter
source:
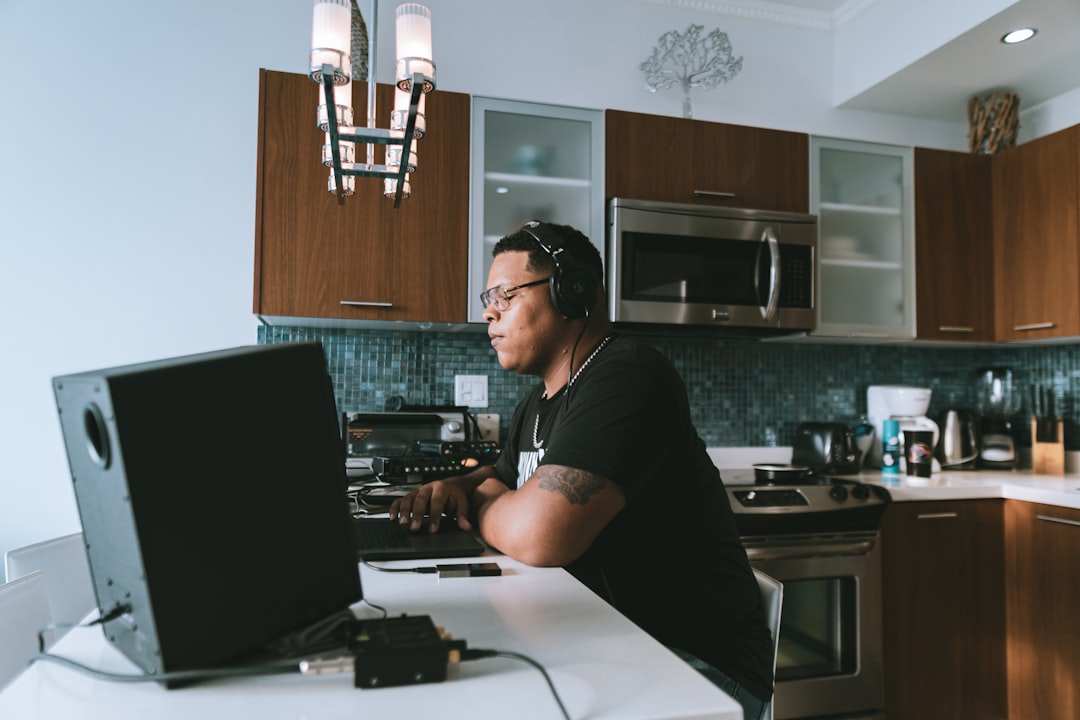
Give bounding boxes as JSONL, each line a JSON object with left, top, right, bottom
{"left": 859, "top": 469, "right": 1080, "bottom": 509}
{"left": 0, "top": 555, "right": 741, "bottom": 720}
{"left": 708, "top": 447, "right": 1080, "bottom": 510}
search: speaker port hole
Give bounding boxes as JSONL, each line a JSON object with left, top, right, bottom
{"left": 83, "top": 403, "right": 111, "bottom": 469}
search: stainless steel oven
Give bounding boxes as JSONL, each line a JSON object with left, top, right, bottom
{"left": 726, "top": 472, "right": 888, "bottom": 720}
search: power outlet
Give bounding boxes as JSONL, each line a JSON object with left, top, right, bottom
{"left": 476, "top": 413, "right": 500, "bottom": 442}
{"left": 454, "top": 374, "right": 488, "bottom": 408}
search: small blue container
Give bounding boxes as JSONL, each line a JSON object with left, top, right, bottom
{"left": 882, "top": 418, "right": 901, "bottom": 479}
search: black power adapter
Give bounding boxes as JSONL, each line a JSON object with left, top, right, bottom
{"left": 349, "top": 615, "right": 461, "bottom": 688}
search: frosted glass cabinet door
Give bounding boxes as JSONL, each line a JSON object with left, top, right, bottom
{"left": 468, "top": 97, "right": 605, "bottom": 323}
{"left": 811, "top": 137, "right": 915, "bottom": 339}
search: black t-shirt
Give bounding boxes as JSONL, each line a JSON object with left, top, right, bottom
{"left": 493, "top": 335, "right": 773, "bottom": 700}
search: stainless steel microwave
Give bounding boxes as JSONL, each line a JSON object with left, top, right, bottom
{"left": 607, "top": 198, "right": 817, "bottom": 333}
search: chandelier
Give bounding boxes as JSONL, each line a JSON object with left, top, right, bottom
{"left": 310, "top": 0, "right": 435, "bottom": 205}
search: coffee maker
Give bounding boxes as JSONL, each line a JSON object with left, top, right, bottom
{"left": 866, "top": 385, "right": 940, "bottom": 470}
{"left": 975, "top": 367, "right": 1019, "bottom": 469}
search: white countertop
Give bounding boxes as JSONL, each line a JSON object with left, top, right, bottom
{"left": 859, "top": 469, "right": 1080, "bottom": 509}
{"left": 708, "top": 447, "right": 1080, "bottom": 510}
{"left": 0, "top": 556, "right": 741, "bottom": 720}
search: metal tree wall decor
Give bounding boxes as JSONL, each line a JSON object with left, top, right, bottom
{"left": 641, "top": 24, "right": 743, "bottom": 118}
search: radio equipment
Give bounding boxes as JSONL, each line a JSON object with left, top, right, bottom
{"left": 345, "top": 409, "right": 500, "bottom": 483}
{"left": 372, "top": 455, "right": 472, "bottom": 483}
{"left": 414, "top": 440, "right": 500, "bottom": 459}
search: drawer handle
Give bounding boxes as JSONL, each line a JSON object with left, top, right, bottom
{"left": 340, "top": 300, "right": 394, "bottom": 308}
{"left": 916, "top": 512, "right": 959, "bottom": 520}
{"left": 1014, "top": 322, "right": 1055, "bottom": 331}
{"left": 692, "top": 190, "right": 736, "bottom": 199}
{"left": 1037, "top": 514, "right": 1080, "bottom": 528}
{"left": 938, "top": 326, "right": 974, "bottom": 333}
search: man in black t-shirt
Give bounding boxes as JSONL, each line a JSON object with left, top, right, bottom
{"left": 390, "top": 222, "right": 772, "bottom": 718}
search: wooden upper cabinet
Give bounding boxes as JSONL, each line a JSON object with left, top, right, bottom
{"left": 253, "top": 69, "right": 470, "bottom": 324}
{"left": 914, "top": 148, "right": 994, "bottom": 341}
{"left": 605, "top": 109, "right": 809, "bottom": 213}
{"left": 992, "top": 125, "right": 1080, "bottom": 341}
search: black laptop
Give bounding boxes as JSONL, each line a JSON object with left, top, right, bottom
{"left": 352, "top": 515, "right": 487, "bottom": 561}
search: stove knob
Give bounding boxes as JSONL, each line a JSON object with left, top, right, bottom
{"left": 829, "top": 484, "right": 848, "bottom": 503}
{"left": 852, "top": 484, "right": 870, "bottom": 500}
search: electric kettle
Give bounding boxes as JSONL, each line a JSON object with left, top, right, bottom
{"left": 935, "top": 408, "right": 980, "bottom": 469}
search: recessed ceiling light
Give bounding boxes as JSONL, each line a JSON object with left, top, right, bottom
{"left": 1001, "top": 27, "right": 1037, "bottom": 44}
{"left": 495, "top": 186, "right": 509, "bottom": 194}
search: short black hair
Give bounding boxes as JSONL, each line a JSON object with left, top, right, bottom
{"left": 492, "top": 222, "right": 604, "bottom": 283}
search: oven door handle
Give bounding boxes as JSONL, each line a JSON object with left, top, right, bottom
{"left": 744, "top": 540, "right": 875, "bottom": 561}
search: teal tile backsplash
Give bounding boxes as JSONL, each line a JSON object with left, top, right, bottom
{"left": 259, "top": 326, "right": 1080, "bottom": 450}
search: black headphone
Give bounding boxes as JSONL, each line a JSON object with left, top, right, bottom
{"left": 519, "top": 221, "right": 597, "bottom": 319}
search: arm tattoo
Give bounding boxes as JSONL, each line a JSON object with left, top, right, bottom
{"left": 534, "top": 465, "right": 607, "bottom": 505}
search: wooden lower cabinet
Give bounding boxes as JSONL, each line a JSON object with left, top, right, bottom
{"left": 1005, "top": 501, "right": 1080, "bottom": 719}
{"left": 882, "top": 500, "right": 1007, "bottom": 719}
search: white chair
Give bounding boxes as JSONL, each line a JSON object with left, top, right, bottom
{"left": 0, "top": 570, "right": 52, "bottom": 690}
{"left": 4, "top": 532, "right": 95, "bottom": 638}
{"left": 754, "top": 568, "right": 784, "bottom": 720}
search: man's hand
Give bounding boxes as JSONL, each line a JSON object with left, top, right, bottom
{"left": 388, "top": 466, "right": 502, "bottom": 532}
{"left": 389, "top": 478, "right": 475, "bottom": 533}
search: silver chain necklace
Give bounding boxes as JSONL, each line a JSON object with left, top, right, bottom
{"left": 533, "top": 335, "right": 614, "bottom": 449}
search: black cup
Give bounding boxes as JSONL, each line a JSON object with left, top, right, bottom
{"left": 904, "top": 430, "right": 935, "bottom": 477}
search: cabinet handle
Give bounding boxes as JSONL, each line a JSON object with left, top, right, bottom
{"left": 916, "top": 512, "right": 958, "bottom": 520}
{"left": 340, "top": 300, "right": 394, "bottom": 308}
{"left": 1014, "top": 322, "right": 1055, "bottom": 331}
{"left": 1037, "top": 514, "right": 1080, "bottom": 528}
{"left": 938, "top": 326, "right": 974, "bottom": 333}
{"left": 692, "top": 190, "right": 736, "bottom": 199}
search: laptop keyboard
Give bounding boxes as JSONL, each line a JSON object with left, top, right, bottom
{"left": 354, "top": 518, "right": 412, "bottom": 549}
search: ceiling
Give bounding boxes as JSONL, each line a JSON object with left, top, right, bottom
{"left": 665, "top": 0, "right": 1080, "bottom": 122}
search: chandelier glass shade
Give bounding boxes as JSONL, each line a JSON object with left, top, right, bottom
{"left": 309, "top": 0, "right": 435, "bottom": 205}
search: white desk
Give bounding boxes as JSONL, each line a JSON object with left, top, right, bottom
{"left": 0, "top": 556, "right": 741, "bottom": 720}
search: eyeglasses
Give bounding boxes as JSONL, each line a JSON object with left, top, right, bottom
{"left": 479, "top": 277, "right": 550, "bottom": 311}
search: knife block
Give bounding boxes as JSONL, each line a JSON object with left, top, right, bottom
{"left": 1031, "top": 418, "right": 1065, "bottom": 474}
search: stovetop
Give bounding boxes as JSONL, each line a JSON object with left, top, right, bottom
{"left": 721, "top": 467, "right": 891, "bottom": 536}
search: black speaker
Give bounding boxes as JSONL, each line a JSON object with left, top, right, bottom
{"left": 520, "top": 220, "right": 597, "bottom": 318}
{"left": 52, "top": 343, "right": 362, "bottom": 681}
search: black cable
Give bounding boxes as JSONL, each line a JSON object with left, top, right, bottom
{"left": 460, "top": 648, "right": 571, "bottom": 720}
{"left": 360, "top": 598, "right": 389, "bottom": 618}
{"left": 464, "top": 410, "right": 481, "bottom": 441}
{"left": 31, "top": 651, "right": 300, "bottom": 683}
{"left": 563, "top": 308, "right": 590, "bottom": 405}
{"left": 360, "top": 558, "right": 437, "bottom": 574}
{"left": 33, "top": 623, "right": 569, "bottom": 717}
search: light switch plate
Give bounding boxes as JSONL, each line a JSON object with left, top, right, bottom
{"left": 454, "top": 374, "right": 488, "bottom": 408}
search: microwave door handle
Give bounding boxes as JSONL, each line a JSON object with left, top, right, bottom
{"left": 759, "top": 226, "right": 780, "bottom": 321}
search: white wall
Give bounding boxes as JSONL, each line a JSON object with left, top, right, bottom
{"left": 0, "top": 0, "right": 306, "bottom": 560}
{"left": 2, "top": 0, "right": 1079, "bottom": 560}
